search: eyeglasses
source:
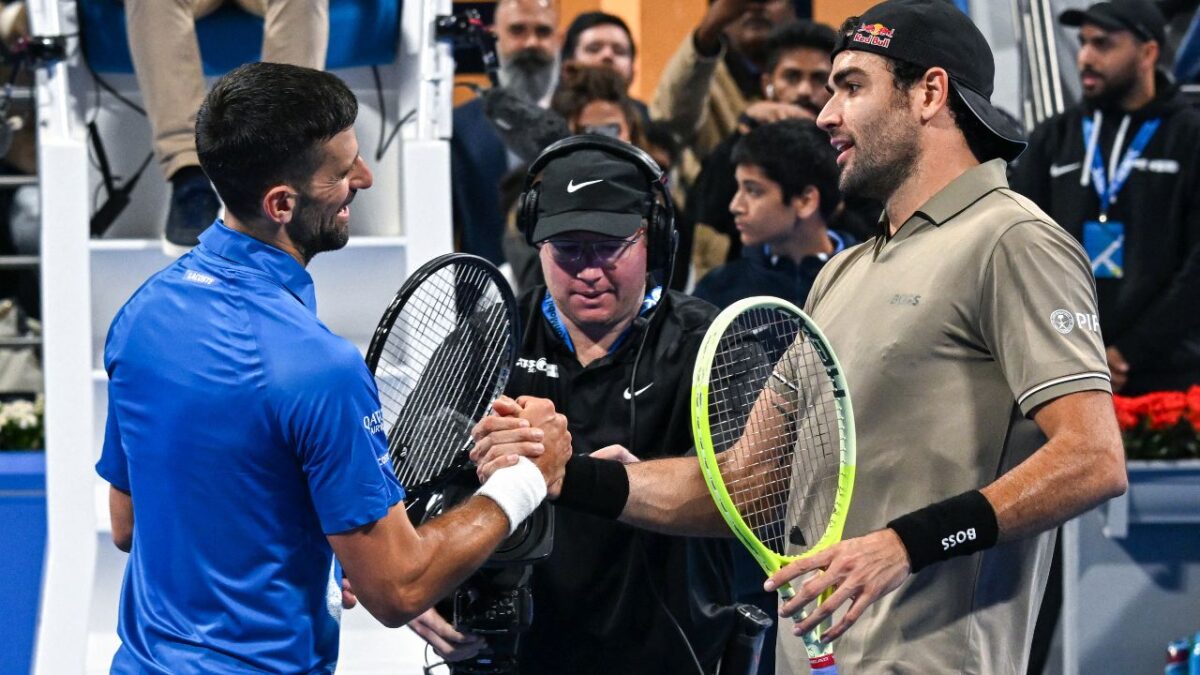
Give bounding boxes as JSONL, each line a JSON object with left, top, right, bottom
{"left": 543, "top": 231, "right": 643, "bottom": 266}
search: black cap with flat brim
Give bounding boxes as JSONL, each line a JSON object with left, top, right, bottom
{"left": 1060, "top": 0, "right": 1167, "bottom": 46}
{"left": 832, "top": 0, "right": 1027, "bottom": 161}
{"left": 530, "top": 147, "right": 651, "bottom": 243}
{"left": 952, "top": 83, "right": 1028, "bottom": 162}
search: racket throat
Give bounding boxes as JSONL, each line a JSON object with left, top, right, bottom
{"left": 789, "top": 525, "right": 807, "bottom": 548}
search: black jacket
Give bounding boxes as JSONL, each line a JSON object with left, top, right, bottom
{"left": 507, "top": 287, "right": 736, "bottom": 675}
{"left": 692, "top": 232, "right": 855, "bottom": 310}
{"left": 1010, "top": 75, "right": 1200, "bottom": 393}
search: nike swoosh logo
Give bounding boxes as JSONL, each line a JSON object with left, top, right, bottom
{"left": 567, "top": 179, "right": 603, "bottom": 193}
{"left": 1049, "top": 162, "right": 1081, "bottom": 178}
{"left": 623, "top": 382, "right": 653, "bottom": 400}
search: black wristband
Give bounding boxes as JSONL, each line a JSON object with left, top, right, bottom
{"left": 887, "top": 490, "right": 999, "bottom": 573}
{"left": 554, "top": 455, "right": 629, "bottom": 520}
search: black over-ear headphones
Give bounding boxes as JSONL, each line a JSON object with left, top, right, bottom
{"left": 516, "top": 134, "right": 678, "bottom": 272}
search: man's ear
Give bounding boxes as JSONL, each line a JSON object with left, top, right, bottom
{"left": 262, "top": 185, "right": 296, "bottom": 225}
{"left": 1141, "top": 40, "right": 1160, "bottom": 72}
{"left": 918, "top": 66, "right": 952, "bottom": 123}
{"left": 792, "top": 185, "right": 821, "bottom": 221}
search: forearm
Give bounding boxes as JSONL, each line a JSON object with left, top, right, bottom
{"left": 981, "top": 415, "right": 1126, "bottom": 542}
{"left": 399, "top": 497, "right": 509, "bottom": 611}
{"left": 338, "top": 497, "right": 509, "bottom": 628}
{"left": 618, "top": 455, "right": 728, "bottom": 537}
{"left": 887, "top": 391, "right": 1126, "bottom": 571}
{"left": 650, "top": 33, "right": 721, "bottom": 142}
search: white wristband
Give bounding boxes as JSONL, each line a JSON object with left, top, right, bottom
{"left": 475, "top": 456, "right": 547, "bottom": 535}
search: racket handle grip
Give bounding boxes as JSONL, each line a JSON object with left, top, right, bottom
{"left": 777, "top": 585, "right": 838, "bottom": 674}
{"left": 809, "top": 656, "right": 838, "bottom": 675}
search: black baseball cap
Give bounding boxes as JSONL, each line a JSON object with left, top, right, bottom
{"left": 831, "top": 0, "right": 1027, "bottom": 162}
{"left": 1060, "top": 0, "right": 1167, "bottom": 46}
{"left": 530, "top": 146, "right": 651, "bottom": 243}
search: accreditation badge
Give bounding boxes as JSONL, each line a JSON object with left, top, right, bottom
{"left": 1083, "top": 219, "right": 1124, "bottom": 279}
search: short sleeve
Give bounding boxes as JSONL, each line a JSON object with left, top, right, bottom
{"left": 277, "top": 351, "right": 404, "bottom": 535}
{"left": 95, "top": 382, "right": 130, "bottom": 492}
{"left": 980, "top": 219, "right": 1111, "bottom": 416}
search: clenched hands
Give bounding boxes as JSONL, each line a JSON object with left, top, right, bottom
{"left": 470, "top": 396, "right": 572, "bottom": 495}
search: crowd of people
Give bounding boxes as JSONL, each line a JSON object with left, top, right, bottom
{"left": 446, "top": 0, "right": 1198, "bottom": 399}
{"left": 90, "top": 0, "right": 1198, "bottom": 674}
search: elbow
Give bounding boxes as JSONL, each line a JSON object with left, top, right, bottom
{"left": 1097, "top": 437, "right": 1128, "bottom": 501}
{"left": 362, "top": 586, "right": 431, "bottom": 629}
{"left": 375, "top": 599, "right": 426, "bottom": 630}
{"left": 111, "top": 531, "right": 132, "bottom": 553}
{"left": 373, "top": 609, "right": 411, "bottom": 630}
{"left": 1105, "top": 456, "right": 1129, "bottom": 501}
{"left": 111, "top": 521, "right": 133, "bottom": 552}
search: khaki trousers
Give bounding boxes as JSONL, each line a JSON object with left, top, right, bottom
{"left": 124, "top": 0, "right": 329, "bottom": 178}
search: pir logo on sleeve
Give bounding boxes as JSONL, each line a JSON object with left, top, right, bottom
{"left": 1051, "top": 309, "right": 1100, "bottom": 335}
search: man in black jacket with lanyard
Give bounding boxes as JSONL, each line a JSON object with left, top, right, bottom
{"left": 1011, "top": 0, "right": 1200, "bottom": 394}
{"left": 409, "top": 136, "right": 737, "bottom": 673}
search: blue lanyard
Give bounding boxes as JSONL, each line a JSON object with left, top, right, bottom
{"left": 1082, "top": 116, "right": 1160, "bottom": 220}
{"left": 542, "top": 286, "right": 662, "bottom": 355}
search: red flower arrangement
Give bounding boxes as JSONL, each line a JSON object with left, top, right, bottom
{"left": 1112, "top": 386, "right": 1200, "bottom": 460}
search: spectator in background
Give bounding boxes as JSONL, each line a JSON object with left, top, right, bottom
{"left": 693, "top": 118, "right": 851, "bottom": 310}
{"left": 452, "top": 0, "right": 559, "bottom": 266}
{"left": 652, "top": 0, "right": 796, "bottom": 193}
{"left": 551, "top": 64, "right": 646, "bottom": 143}
{"left": 124, "top": 0, "right": 328, "bottom": 252}
{"left": 643, "top": 121, "right": 682, "bottom": 186}
{"left": 560, "top": 12, "right": 650, "bottom": 122}
{"left": 1005, "top": 6, "right": 1194, "bottom": 671}
{"left": 642, "top": 121, "right": 694, "bottom": 289}
{"left": 1011, "top": 0, "right": 1200, "bottom": 395}
{"left": 687, "top": 19, "right": 837, "bottom": 278}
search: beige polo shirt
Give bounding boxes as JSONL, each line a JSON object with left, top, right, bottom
{"left": 776, "top": 159, "right": 1110, "bottom": 675}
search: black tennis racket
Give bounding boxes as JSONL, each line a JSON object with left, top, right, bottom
{"left": 365, "top": 253, "right": 520, "bottom": 505}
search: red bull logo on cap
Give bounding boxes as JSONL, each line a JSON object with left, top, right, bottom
{"left": 853, "top": 22, "right": 894, "bottom": 48}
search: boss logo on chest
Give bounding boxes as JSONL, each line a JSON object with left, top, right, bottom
{"left": 889, "top": 293, "right": 922, "bottom": 306}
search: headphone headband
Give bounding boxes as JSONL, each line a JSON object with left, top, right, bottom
{"left": 524, "top": 134, "right": 666, "bottom": 193}
{"left": 518, "top": 134, "right": 677, "bottom": 272}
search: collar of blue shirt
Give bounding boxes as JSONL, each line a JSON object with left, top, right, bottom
{"left": 197, "top": 220, "right": 318, "bottom": 311}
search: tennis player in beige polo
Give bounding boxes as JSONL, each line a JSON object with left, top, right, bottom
{"left": 469, "top": 1, "right": 1128, "bottom": 672}
{"left": 766, "top": 1, "right": 1126, "bottom": 672}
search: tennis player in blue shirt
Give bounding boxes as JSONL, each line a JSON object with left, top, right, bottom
{"left": 95, "top": 62, "right": 567, "bottom": 674}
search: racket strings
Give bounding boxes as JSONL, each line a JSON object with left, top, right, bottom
{"left": 372, "top": 263, "right": 514, "bottom": 488}
{"left": 383, "top": 289, "right": 506, "bottom": 484}
{"left": 386, "top": 269, "right": 508, "bottom": 482}
{"left": 389, "top": 301, "right": 509, "bottom": 483}
{"left": 708, "top": 307, "right": 841, "bottom": 557}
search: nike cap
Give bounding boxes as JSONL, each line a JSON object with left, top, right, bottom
{"left": 530, "top": 141, "right": 652, "bottom": 243}
{"left": 832, "top": 0, "right": 1027, "bottom": 162}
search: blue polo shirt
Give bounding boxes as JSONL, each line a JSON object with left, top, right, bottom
{"left": 96, "top": 221, "right": 404, "bottom": 674}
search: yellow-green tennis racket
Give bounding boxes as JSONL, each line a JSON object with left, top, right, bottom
{"left": 692, "top": 296, "right": 856, "bottom": 675}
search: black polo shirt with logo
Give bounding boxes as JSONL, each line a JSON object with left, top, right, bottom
{"left": 508, "top": 286, "right": 737, "bottom": 675}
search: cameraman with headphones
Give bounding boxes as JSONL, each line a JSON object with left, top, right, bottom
{"left": 409, "top": 135, "right": 738, "bottom": 673}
